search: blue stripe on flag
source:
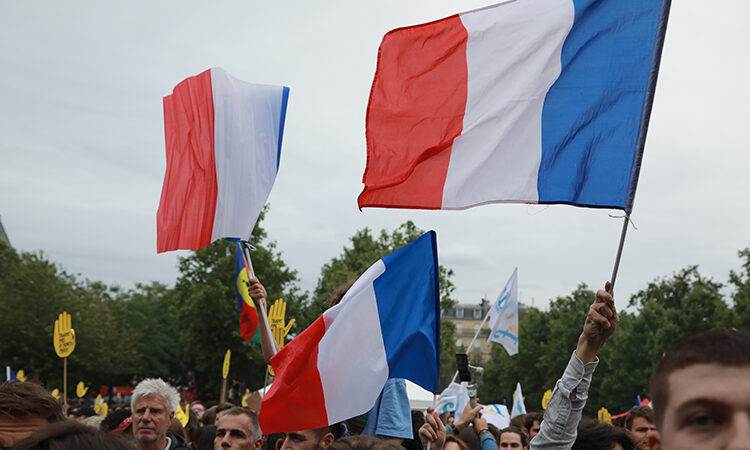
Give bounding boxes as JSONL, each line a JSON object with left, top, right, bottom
{"left": 538, "top": 0, "right": 665, "bottom": 210}
{"left": 276, "top": 86, "right": 290, "bottom": 172}
{"left": 372, "top": 231, "right": 440, "bottom": 393}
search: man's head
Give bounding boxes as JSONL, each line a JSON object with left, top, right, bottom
{"left": 573, "top": 418, "right": 634, "bottom": 450}
{"left": 191, "top": 401, "right": 206, "bottom": 420}
{"left": 0, "top": 380, "right": 64, "bottom": 447}
{"left": 624, "top": 406, "right": 656, "bottom": 450}
{"left": 280, "top": 424, "right": 344, "bottom": 450}
{"left": 214, "top": 407, "right": 262, "bottom": 450}
{"left": 522, "top": 412, "right": 543, "bottom": 440}
{"left": 499, "top": 426, "right": 528, "bottom": 449}
{"left": 130, "top": 378, "right": 180, "bottom": 448}
{"left": 648, "top": 329, "right": 750, "bottom": 450}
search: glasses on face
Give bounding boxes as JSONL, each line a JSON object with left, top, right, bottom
{"left": 191, "top": 407, "right": 204, "bottom": 413}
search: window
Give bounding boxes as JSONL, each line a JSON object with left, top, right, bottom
{"left": 474, "top": 324, "right": 480, "bottom": 333}
{"left": 473, "top": 308, "right": 482, "bottom": 319}
{"left": 456, "top": 338, "right": 463, "bottom": 348}
{"left": 474, "top": 341, "right": 481, "bottom": 350}
{"left": 456, "top": 323, "right": 463, "bottom": 334}
{"left": 456, "top": 308, "right": 464, "bottom": 319}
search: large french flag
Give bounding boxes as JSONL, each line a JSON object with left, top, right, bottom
{"left": 259, "top": 231, "right": 440, "bottom": 434}
{"left": 157, "top": 68, "right": 289, "bottom": 253}
{"left": 359, "top": 0, "right": 671, "bottom": 213}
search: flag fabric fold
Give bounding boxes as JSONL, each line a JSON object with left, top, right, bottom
{"left": 360, "top": 0, "right": 671, "bottom": 213}
{"left": 235, "top": 242, "right": 260, "bottom": 343}
{"left": 6, "top": 366, "right": 17, "bottom": 381}
{"left": 157, "top": 67, "right": 289, "bottom": 253}
{"left": 434, "top": 382, "right": 470, "bottom": 416}
{"left": 481, "top": 404, "right": 510, "bottom": 430}
{"left": 259, "top": 231, "right": 441, "bottom": 434}
{"left": 487, "top": 268, "right": 519, "bottom": 356}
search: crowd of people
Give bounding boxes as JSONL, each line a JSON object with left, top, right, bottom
{"left": 1, "top": 280, "right": 749, "bottom": 450}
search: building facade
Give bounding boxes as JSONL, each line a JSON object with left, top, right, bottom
{"left": 442, "top": 300, "right": 493, "bottom": 362}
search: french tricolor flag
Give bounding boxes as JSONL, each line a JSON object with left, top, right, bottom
{"left": 157, "top": 68, "right": 289, "bottom": 253}
{"left": 259, "top": 231, "right": 440, "bottom": 434}
{"left": 359, "top": 0, "right": 670, "bottom": 213}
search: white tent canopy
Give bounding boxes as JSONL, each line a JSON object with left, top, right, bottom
{"left": 256, "top": 380, "right": 435, "bottom": 411}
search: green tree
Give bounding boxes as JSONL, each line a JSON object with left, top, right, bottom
{"left": 171, "top": 209, "right": 306, "bottom": 396}
{"left": 729, "top": 246, "right": 750, "bottom": 329}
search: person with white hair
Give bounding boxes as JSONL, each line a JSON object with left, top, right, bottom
{"left": 131, "top": 378, "right": 190, "bottom": 450}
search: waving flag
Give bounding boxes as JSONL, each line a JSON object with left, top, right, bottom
{"left": 481, "top": 404, "right": 510, "bottom": 429}
{"left": 5, "top": 366, "right": 17, "bottom": 381}
{"left": 157, "top": 67, "right": 289, "bottom": 253}
{"left": 360, "top": 0, "right": 671, "bottom": 213}
{"left": 434, "top": 382, "right": 470, "bottom": 415}
{"left": 235, "top": 242, "right": 260, "bottom": 343}
{"left": 259, "top": 231, "right": 440, "bottom": 434}
{"left": 511, "top": 382, "right": 527, "bottom": 418}
{"left": 487, "top": 268, "right": 519, "bottom": 356}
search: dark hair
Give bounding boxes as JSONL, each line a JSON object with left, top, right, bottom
{"left": 11, "top": 420, "right": 136, "bottom": 450}
{"left": 522, "top": 412, "right": 544, "bottom": 431}
{"left": 649, "top": 329, "right": 750, "bottom": 428}
{"left": 168, "top": 417, "right": 185, "bottom": 438}
{"left": 314, "top": 423, "right": 345, "bottom": 440}
{"left": 572, "top": 419, "right": 634, "bottom": 450}
{"left": 193, "top": 424, "right": 216, "bottom": 450}
{"left": 0, "top": 381, "right": 64, "bottom": 423}
{"left": 329, "top": 435, "right": 403, "bottom": 450}
{"left": 508, "top": 414, "right": 526, "bottom": 432}
{"left": 499, "top": 426, "right": 528, "bottom": 448}
{"left": 445, "top": 435, "right": 470, "bottom": 450}
{"left": 328, "top": 281, "right": 356, "bottom": 308}
{"left": 402, "top": 410, "right": 424, "bottom": 450}
{"left": 100, "top": 408, "right": 132, "bottom": 434}
{"left": 184, "top": 409, "right": 201, "bottom": 443}
{"left": 456, "top": 427, "right": 481, "bottom": 450}
{"left": 624, "top": 406, "right": 654, "bottom": 430}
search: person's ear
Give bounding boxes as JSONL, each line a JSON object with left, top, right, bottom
{"left": 648, "top": 433, "right": 661, "bottom": 450}
{"left": 318, "top": 433, "right": 335, "bottom": 450}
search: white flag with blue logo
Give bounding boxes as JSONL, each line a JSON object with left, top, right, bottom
{"left": 434, "top": 382, "right": 470, "bottom": 415}
{"left": 487, "top": 268, "right": 519, "bottom": 356}
{"left": 481, "top": 404, "right": 510, "bottom": 429}
{"left": 510, "top": 382, "right": 527, "bottom": 418}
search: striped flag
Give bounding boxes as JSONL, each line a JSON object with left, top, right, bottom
{"left": 157, "top": 68, "right": 289, "bottom": 253}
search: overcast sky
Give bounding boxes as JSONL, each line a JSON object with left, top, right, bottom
{"left": 1, "top": 0, "right": 748, "bottom": 312}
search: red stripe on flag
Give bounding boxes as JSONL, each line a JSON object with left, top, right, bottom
{"left": 359, "top": 15, "right": 468, "bottom": 209}
{"left": 260, "top": 316, "right": 329, "bottom": 433}
{"left": 157, "top": 69, "right": 218, "bottom": 253}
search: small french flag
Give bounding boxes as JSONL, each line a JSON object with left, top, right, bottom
{"left": 259, "top": 231, "right": 441, "bottom": 434}
{"left": 360, "top": 0, "right": 670, "bottom": 213}
{"left": 157, "top": 68, "right": 289, "bottom": 253}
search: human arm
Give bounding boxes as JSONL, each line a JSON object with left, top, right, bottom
{"left": 446, "top": 403, "right": 483, "bottom": 435}
{"left": 473, "top": 416, "right": 498, "bottom": 450}
{"left": 248, "top": 277, "right": 277, "bottom": 364}
{"left": 530, "top": 283, "right": 619, "bottom": 449}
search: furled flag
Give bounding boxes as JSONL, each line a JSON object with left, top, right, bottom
{"left": 259, "top": 231, "right": 441, "bottom": 434}
{"left": 157, "top": 67, "right": 290, "bottom": 253}
{"left": 235, "top": 242, "right": 260, "bottom": 343}
{"left": 5, "top": 366, "right": 17, "bottom": 381}
{"left": 359, "top": 0, "right": 671, "bottom": 213}
{"left": 481, "top": 404, "right": 510, "bottom": 430}
{"left": 487, "top": 268, "right": 519, "bottom": 356}
{"left": 511, "top": 382, "right": 527, "bottom": 418}
{"left": 434, "top": 382, "right": 470, "bottom": 415}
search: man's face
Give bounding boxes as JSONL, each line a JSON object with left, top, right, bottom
{"left": 528, "top": 420, "right": 541, "bottom": 439}
{"left": 280, "top": 430, "right": 331, "bottom": 450}
{"left": 214, "top": 414, "right": 260, "bottom": 450}
{"left": 132, "top": 395, "right": 173, "bottom": 444}
{"left": 0, "top": 416, "right": 49, "bottom": 447}
{"left": 628, "top": 416, "right": 657, "bottom": 450}
{"left": 191, "top": 403, "right": 205, "bottom": 420}
{"left": 499, "top": 432, "right": 524, "bottom": 449}
{"left": 655, "top": 364, "right": 750, "bottom": 450}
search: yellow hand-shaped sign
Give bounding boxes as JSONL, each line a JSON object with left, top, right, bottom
{"left": 98, "top": 402, "right": 108, "bottom": 417}
{"left": 53, "top": 311, "right": 76, "bottom": 358}
{"left": 268, "top": 299, "right": 295, "bottom": 349}
{"left": 16, "top": 370, "right": 27, "bottom": 382}
{"left": 222, "top": 349, "right": 231, "bottom": 379}
{"left": 76, "top": 381, "right": 88, "bottom": 398}
{"left": 51, "top": 388, "right": 61, "bottom": 399}
{"left": 598, "top": 407, "right": 612, "bottom": 424}
{"left": 542, "top": 389, "right": 552, "bottom": 410}
{"left": 175, "top": 404, "right": 190, "bottom": 427}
